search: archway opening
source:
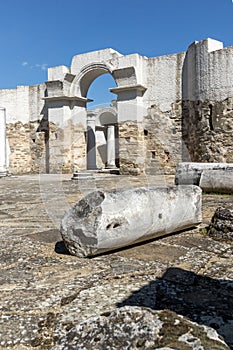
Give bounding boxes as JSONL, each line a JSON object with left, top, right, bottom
{"left": 87, "top": 74, "right": 117, "bottom": 110}
{"left": 85, "top": 74, "right": 118, "bottom": 170}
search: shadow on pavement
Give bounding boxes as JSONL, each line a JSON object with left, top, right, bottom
{"left": 117, "top": 267, "right": 233, "bottom": 349}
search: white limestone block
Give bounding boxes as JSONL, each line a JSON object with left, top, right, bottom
{"left": 175, "top": 162, "right": 233, "bottom": 186}
{"left": 200, "top": 170, "right": 233, "bottom": 194}
{"left": 61, "top": 185, "right": 202, "bottom": 257}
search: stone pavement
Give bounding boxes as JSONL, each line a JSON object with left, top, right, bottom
{"left": 0, "top": 174, "right": 233, "bottom": 349}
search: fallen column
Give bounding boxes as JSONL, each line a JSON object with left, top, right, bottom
{"left": 175, "top": 162, "right": 233, "bottom": 186}
{"left": 61, "top": 185, "right": 202, "bottom": 257}
{"left": 200, "top": 169, "right": 233, "bottom": 194}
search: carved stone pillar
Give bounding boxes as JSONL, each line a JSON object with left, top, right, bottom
{"left": 106, "top": 125, "right": 116, "bottom": 168}
{"left": 86, "top": 113, "right": 97, "bottom": 170}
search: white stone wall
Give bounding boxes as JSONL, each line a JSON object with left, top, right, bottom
{"left": 209, "top": 46, "right": 233, "bottom": 101}
{"left": 1, "top": 38, "right": 233, "bottom": 174}
{"left": 2, "top": 38, "right": 233, "bottom": 126}
{"left": 183, "top": 38, "right": 233, "bottom": 102}
{"left": 145, "top": 52, "right": 185, "bottom": 112}
{"left": 70, "top": 48, "right": 122, "bottom": 76}
{"left": 0, "top": 84, "right": 46, "bottom": 124}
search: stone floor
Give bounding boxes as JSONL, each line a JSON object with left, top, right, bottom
{"left": 0, "top": 174, "right": 233, "bottom": 349}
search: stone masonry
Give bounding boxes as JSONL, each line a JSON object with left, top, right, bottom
{"left": 1, "top": 38, "right": 233, "bottom": 175}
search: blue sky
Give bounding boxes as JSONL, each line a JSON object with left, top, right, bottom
{"left": 0, "top": 0, "right": 232, "bottom": 107}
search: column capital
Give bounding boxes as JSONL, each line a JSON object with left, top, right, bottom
{"left": 110, "top": 84, "right": 147, "bottom": 95}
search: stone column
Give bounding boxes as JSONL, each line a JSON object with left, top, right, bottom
{"left": 106, "top": 125, "right": 116, "bottom": 168}
{"left": 86, "top": 113, "right": 97, "bottom": 170}
{"left": 0, "top": 108, "right": 7, "bottom": 176}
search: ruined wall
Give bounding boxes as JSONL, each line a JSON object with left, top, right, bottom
{"left": 182, "top": 98, "right": 233, "bottom": 163}
{"left": 118, "top": 122, "right": 146, "bottom": 175}
{"left": 6, "top": 121, "right": 46, "bottom": 174}
{"left": 181, "top": 39, "right": 233, "bottom": 165}
{"left": 1, "top": 39, "right": 233, "bottom": 175}
{"left": 0, "top": 84, "right": 87, "bottom": 174}
{"left": 0, "top": 85, "right": 47, "bottom": 174}
{"left": 118, "top": 100, "right": 183, "bottom": 176}
{"left": 39, "top": 119, "right": 86, "bottom": 174}
{"left": 143, "top": 102, "right": 183, "bottom": 175}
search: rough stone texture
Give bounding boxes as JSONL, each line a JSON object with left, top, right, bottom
{"left": 154, "top": 267, "right": 233, "bottom": 349}
{"left": 61, "top": 185, "right": 202, "bottom": 257}
{"left": 182, "top": 98, "right": 233, "bottom": 163}
{"left": 1, "top": 174, "right": 233, "bottom": 350}
{"left": 118, "top": 121, "right": 146, "bottom": 175}
{"left": 7, "top": 122, "right": 34, "bottom": 174}
{"left": 51, "top": 306, "right": 230, "bottom": 350}
{"left": 208, "top": 206, "right": 233, "bottom": 242}
{"left": 6, "top": 120, "right": 86, "bottom": 175}
{"left": 1, "top": 38, "right": 233, "bottom": 175}
{"left": 144, "top": 102, "right": 182, "bottom": 175}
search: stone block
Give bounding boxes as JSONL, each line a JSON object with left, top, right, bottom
{"left": 51, "top": 306, "right": 230, "bottom": 350}
{"left": 200, "top": 170, "right": 233, "bottom": 194}
{"left": 208, "top": 205, "right": 233, "bottom": 241}
{"left": 175, "top": 162, "right": 233, "bottom": 188}
{"left": 61, "top": 185, "right": 202, "bottom": 257}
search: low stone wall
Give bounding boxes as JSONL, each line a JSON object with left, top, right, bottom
{"left": 7, "top": 120, "right": 86, "bottom": 174}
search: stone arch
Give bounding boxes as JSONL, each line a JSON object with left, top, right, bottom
{"left": 45, "top": 50, "right": 146, "bottom": 174}
{"left": 87, "top": 106, "right": 119, "bottom": 170}
{"left": 98, "top": 106, "right": 117, "bottom": 126}
{"left": 70, "top": 62, "right": 116, "bottom": 98}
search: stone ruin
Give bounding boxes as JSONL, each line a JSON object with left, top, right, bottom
{"left": 61, "top": 185, "right": 202, "bottom": 257}
{"left": 1, "top": 38, "right": 233, "bottom": 350}
{"left": 1, "top": 37, "right": 233, "bottom": 176}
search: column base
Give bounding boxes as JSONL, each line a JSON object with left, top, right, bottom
{"left": 71, "top": 171, "right": 94, "bottom": 180}
{"left": 0, "top": 167, "right": 8, "bottom": 177}
{"left": 106, "top": 165, "right": 117, "bottom": 169}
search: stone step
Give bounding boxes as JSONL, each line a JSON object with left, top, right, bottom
{"left": 71, "top": 172, "right": 94, "bottom": 180}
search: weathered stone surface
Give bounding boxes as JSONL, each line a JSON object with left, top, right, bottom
{"left": 182, "top": 98, "right": 233, "bottom": 165}
{"left": 208, "top": 206, "right": 233, "bottom": 241}
{"left": 200, "top": 169, "right": 233, "bottom": 194}
{"left": 1, "top": 175, "right": 233, "bottom": 350}
{"left": 52, "top": 306, "right": 230, "bottom": 350}
{"left": 144, "top": 102, "right": 182, "bottom": 175}
{"left": 3, "top": 39, "right": 233, "bottom": 176}
{"left": 154, "top": 267, "right": 233, "bottom": 349}
{"left": 61, "top": 185, "right": 202, "bottom": 257}
{"left": 118, "top": 121, "right": 146, "bottom": 175}
{"left": 175, "top": 162, "right": 233, "bottom": 188}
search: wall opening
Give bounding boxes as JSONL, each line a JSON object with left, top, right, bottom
{"left": 209, "top": 104, "right": 214, "bottom": 131}
{"left": 87, "top": 74, "right": 117, "bottom": 110}
{"left": 85, "top": 73, "right": 118, "bottom": 170}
